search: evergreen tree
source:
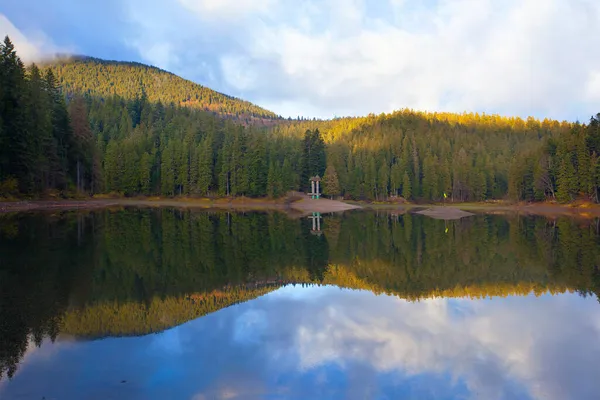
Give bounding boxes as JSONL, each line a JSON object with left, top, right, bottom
{"left": 45, "top": 69, "right": 72, "bottom": 189}
{"left": 402, "top": 171, "right": 412, "bottom": 199}
{"left": 68, "top": 96, "right": 94, "bottom": 193}
{"left": 323, "top": 164, "right": 341, "bottom": 199}
{"left": 197, "top": 137, "right": 213, "bottom": 196}
{"left": 300, "top": 129, "right": 326, "bottom": 191}
{"left": 0, "top": 36, "right": 28, "bottom": 191}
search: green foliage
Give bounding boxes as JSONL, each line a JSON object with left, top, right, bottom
{"left": 3, "top": 37, "right": 600, "bottom": 203}
{"left": 44, "top": 56, "right": 279, "bottom": 123}
{"left": 323, "top": 164, "right": 341, "bottom": 198}
{"left": 402, "top": 171, "right": 412, "bottom": 199}
{"left": 0, "top": 177, "right": 18, "bottom": 197}
{"left": 0, "top": 37, "right": 93, "bottom": 196}
{"left": 300, "top": 129, "right": 326, "bottom": 190}
{"left": 274, "top": 110, "right": 574, "bottom": 202}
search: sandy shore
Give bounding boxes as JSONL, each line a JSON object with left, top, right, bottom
{"left": 358, "top": 202, "right": 600, "bottom": 219}
{"left": 288, "top": 197, "right": 361, "bottom": 214}
{"left": 415, "top": 207, "right": 475, "bottom": 220}
{"left": 2, "top": 197, "right": 600, "bottom": 219}
{"left": 0, "top": 196, "right": 362, "bottom": 215}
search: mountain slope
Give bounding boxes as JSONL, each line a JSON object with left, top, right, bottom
{"left": 44, "top": 55, "right": 280, "bottom": 124}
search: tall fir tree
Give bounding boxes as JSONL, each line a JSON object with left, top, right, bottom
{"left": 323, "top": 164, "right": 341, "bottom": 199}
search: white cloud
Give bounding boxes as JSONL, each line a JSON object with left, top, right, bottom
{"left": 1, "top": 287, "right": 599, "bottom": 399}
{"left": 0, "top": 14, "right": 43, "bottom": 62}
{"left": 0, "top": 13, "right": 69, "bottom": 63}
{"left": 162, "top": 0, "right": 600, "bottom": 120}
{"left": 177, "top": 0, "right": 275, "bottom": 21}
{"left": 284, "top": 290, "right": 600, "bottom": 400}
{"left": 585, "top": 71, "right": 600, "bottom": 102}
{"left": 5, "top": 0, "right": 600, "bottom": 121}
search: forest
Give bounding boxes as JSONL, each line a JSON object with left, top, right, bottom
{"left": 1, "top": 35, "right": 600, "bottom": 203}
{"left": 1, "top": 208, "right": 600, "bottom": 379}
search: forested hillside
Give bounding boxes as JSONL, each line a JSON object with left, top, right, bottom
{"left": 2, "top": 35, "right": 600, "bottom": 203}
{"left": 45, "top": 55, "right": 279, "bottom": 124}
{"left": 272, "top": 113, "right": 573, "bottom": 201}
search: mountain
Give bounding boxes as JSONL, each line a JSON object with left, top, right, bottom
{"left": 44, "top": 55, "right": 281, "bottom": 125}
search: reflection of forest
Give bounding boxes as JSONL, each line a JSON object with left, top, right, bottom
{"left": 1, "top": 209, "right": 600, "bottom": 379}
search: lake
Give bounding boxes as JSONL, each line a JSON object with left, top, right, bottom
{"left": 1, "top": 208, "right": 599, "bottom": 400}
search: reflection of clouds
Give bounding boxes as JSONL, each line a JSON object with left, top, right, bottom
{"left": 278, "top": 289, "right": 600, "bottom": 400}
{"left": 150, "top": 328, "right": 184, "bottom": 355}
{"left": 233, "top": 309, "right": 268, "bottom": 345}
{"left": 2, "top": 288, "right": 599, "bottom": 400}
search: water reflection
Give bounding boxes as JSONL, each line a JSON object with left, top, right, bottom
{"left": 1, "top": 209, "right": 600, "bottom": 399}
{"left": 2, "top": 286, "right": 599, "bottom": 400}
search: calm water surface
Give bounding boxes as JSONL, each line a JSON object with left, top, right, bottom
{"left": 1, "top": 208, "right": 599, "bottom": 400}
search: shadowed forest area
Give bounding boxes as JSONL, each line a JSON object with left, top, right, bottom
{"left": 1, "top": 208, "right": 600, "bottom": 380}
{"left": 1, "top": 36, "right": 600, "bottom": 203}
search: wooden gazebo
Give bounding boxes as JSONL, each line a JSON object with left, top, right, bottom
{"left": 308, "top": 176, "right": 321, "bottom": 199}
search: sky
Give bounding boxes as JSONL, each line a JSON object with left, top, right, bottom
{"left": 1, "top": 0, "right": 600, "bottom": 121}
{"left": 2, "top": 286, "right": 600, "bottom": 399}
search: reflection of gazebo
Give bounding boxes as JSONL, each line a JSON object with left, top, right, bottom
{"left": 308, "top": 176, "right": 321, "bottom": 199}
{"left": 308, "top": 212, "right": 323, "bottom": 236}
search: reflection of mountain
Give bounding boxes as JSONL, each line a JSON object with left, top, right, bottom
{"left": 1, "top": 209, "right": 600, "bottom": 379}
{"left": 61, "top": 270, "right": 574, "bottom": 339}
{"left": 61, "top": 285, "right": 282, "bottom": 338}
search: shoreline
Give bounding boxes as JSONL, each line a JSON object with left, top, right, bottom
{"left": 1, "top": 197, "right": 600, "bottom": 218}
{"left": 0, "top": 196, "right": 361, "bottom": 215}
{"left": 356, "top": 201, "right": 600, "bottom": 219}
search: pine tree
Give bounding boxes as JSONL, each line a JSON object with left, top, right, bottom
{"left": 68, "top": 96, "right": 94, "bottom": 193}
{"left": 45, "top": 69, "right": 72, "bottom": 189}
{"left": 576, "top": 133, "right": 591, "bottom": 197}
{"left": 390, "top": 162, "right": 403, "bottom": 197}
{"left": 300, "top": 129, "right": 326, "bottom": 191}
{"left": 0, "top": 36, "right": 28, "bottom": 191}
{"left": 323, "top": 164, "right": 341, "bottom": 199}
{"left": 557, "top": 157, "right": 577, "bottom": 203}
{"left": 197, "top": 138, "right": 213, "bottom": 196}
{"left": 267, "top": 160, "right": 283, "bottom": 198}
{"left": 161, "top": 142, "right": 175, "bottom": 196}
{"left": 25, "top": 63, "right": 52, "bottom": 193}
{"left": 402, "top": 171, "right": 412, "bottom": 199}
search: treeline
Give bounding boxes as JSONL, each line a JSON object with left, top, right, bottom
{"left": 46, "top": 55, "right": 279, "bottom": 122}
{"left": 275, "top": 112, "right": 578, "bottom": 201}
{"left": 0, "top": 36, "right": 324, "bottom": 198}
{"left": 509, "top": 115, "right": 600, "bottom": 202}
{"left": 3, "top": 36, "right": 600, "bottom": 203}
{"left": 87, "top": 94, "right": 324, "bottom": 197}
{"left": 0, "top": 37, "right": 95, "bottom": 196}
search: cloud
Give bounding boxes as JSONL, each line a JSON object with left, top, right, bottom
{"left": 0, "top": 14, "right": 48, "bottom": 62}
{"left": 0, "top": 12, "right": 75, "bottom": 64}
{"left": 177, "top": 0, "right": 276, "bottom": 21}
{"left": 267, "top": 289, "right": 600, "bottom": 400}
{"left": 119, "top": 0, "right": 600, "bottom": 120}
{"left": 3, "top": 0, "right": 600, "bottom": 120}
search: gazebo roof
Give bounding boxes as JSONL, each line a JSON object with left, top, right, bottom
{"left": 310, "top": 175, "right": 321, "bottom": 182}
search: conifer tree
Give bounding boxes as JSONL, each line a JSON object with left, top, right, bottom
{"left": 323, "top": 164, "right": 341, "bottom": 199}
{"left": 402, "top": 171, "right": 412, "bottom": 199}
